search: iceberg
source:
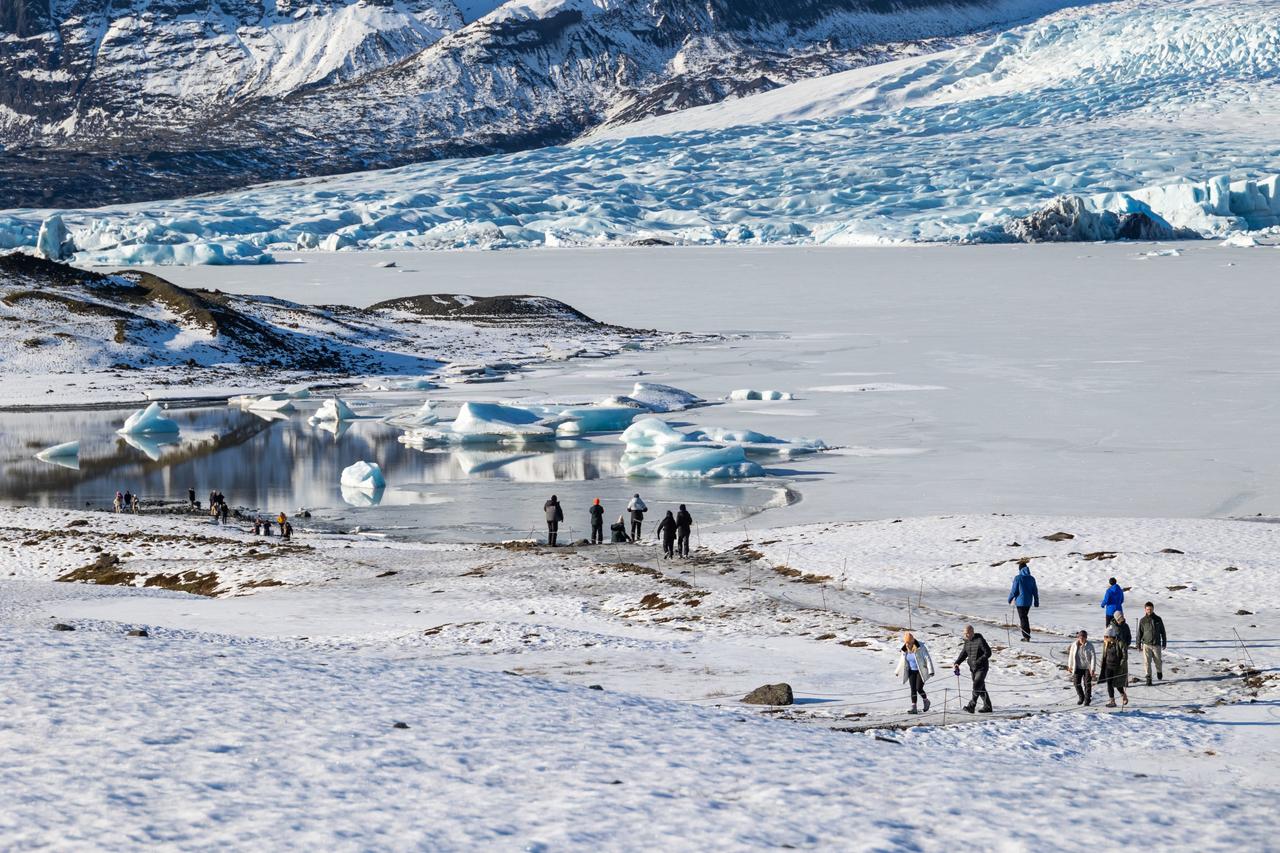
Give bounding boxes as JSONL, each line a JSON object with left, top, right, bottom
{"left": 340, "top": 460, "right": 386, "bottom": 490}
{"left": 556, "top": 405, "right": 641, "bottom": 435}
{"left": 388, "top": 400, "right": 440, "bottom": 428}
{"left": 687, "top": 427, "right": 827, "bottom": 458}
{"left": 628, "top": 382, "right": 704, "bottom": 412}
{"left": 622, "top": 446, "right": 766, "bottom": 480}
{"left": 120, "top": 433, "right": 177, "bottom": 461}
{"left": 117, "top": 402, "right": 180, "bottom": 435}
{"left": 35, "top": 440, "right": 80, "bottom": 469}
{"left": 399, "top": 401, "right": 568, "bottom": 447}
{"left": 620, "top": 417, "right": 692, "bottom": 454}
{"left": 36, "top": 215, "right": 72, "bottom": 260}
{"left": 312, "top": 397, "right": 359, "bottom": 423}
{"left": 247, "top": 395, "right": 296, "bottom": 414}
{"left": 728, "top": 389, "right": 793, "bottom": 401}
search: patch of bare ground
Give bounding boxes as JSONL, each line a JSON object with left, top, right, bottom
{"left": 56, "top": 553, "right": 223, "bottom": 596}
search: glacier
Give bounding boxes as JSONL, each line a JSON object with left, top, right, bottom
{"left": 1, "top": 0, "right": 1277, "bottom": 259}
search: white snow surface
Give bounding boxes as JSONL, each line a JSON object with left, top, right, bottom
{"left": 0, "top": 506, "right": 1275, "bottom": 848}
{"left": 4, "top": 0, "right": 1280, "bottom": 258}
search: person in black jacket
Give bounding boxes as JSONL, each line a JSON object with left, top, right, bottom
{"left": 589, "top": 498, "right": 605, "bottom": 545}
{"left": 1137, "top": 601, "right": 1167, "bottom": 685}
{"left": 657, "top": 510, "right": 677, "bottom": 559}
{"left": 544, "top": 495, "right": 565, "bottom": 547}
{"left": 953, "top": 624, "right": 993, "bottom": 713}
{"left": 1112, "top": 610, "right": 1133, "bottom": 649}
{"left": 675, "top": 504, "right": 693, "bottom": 557}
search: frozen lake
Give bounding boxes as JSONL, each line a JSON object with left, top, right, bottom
{"left": 5, "top": 243, "right": 1279, "bottom": 534}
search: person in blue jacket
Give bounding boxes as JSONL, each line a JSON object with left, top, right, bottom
{"left": 1101, "top": 577, "right": 1124, "bottom": 627}
{"left": 1007, "top": 561, "right": 1039, "bottom": 642}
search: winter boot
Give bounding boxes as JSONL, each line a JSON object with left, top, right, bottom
{"left": 921, "top": 696, "right": 931, "bottom": 713}
{"left": 1158, "top": 671, "right": 1163, "bottom": 680}
{"left": 979, "top": 701, "right": 993, "bottom": 713}
{"left": 963, "top": 702, "right": 976, "bottom": 714}
{"left": 908, "top": 704, "right": 919, "bottom": 715}
{"left": 1146, "top": 675, "right": 1153, "bottom": 686}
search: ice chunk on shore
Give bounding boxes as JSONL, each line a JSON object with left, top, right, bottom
{"left": 728, "top": 389, "right": 793, "bottom": 401}
{"left": 623, "top": 446, "right": 766, "bottom": 480}
{"left": 556, "top": 405, "right": 641, "bottom": 435}
{"left": 628, "top": 382, "right": 704, "bottom": 412}
{"left": 117, "top": 402, "right": 179, "bottom": 435}
{"left": 340, "top": 460, "right": 385, "bottom": 490}
{"left": 341, "top": 485, "right": 384, "bottom": 507}
{"left": 35, "top": 440, "right": 80, "bottom": 468}
{"left": 312, "top": 397, "right": 358, "bottom": 423}
{"left": 620, "top": 417, "right": 691, "bottom": 453}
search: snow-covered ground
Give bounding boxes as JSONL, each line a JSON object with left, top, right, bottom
{"left": 3, "top": 0, "right": 1279, "bottom": 261}
{"left": 2, "top": 505, "right": 1275, "bottom": 848}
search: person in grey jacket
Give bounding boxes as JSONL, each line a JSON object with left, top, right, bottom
{"left": 544, "top": 495, "right": 565, "bottom": 547}
{"left": 1137, "top": 601, "right": 1168, "bottom": 685}
{"left": 1067, "top": 629, "right": 1097, "bottom": 706}
{"left": 952, "top": 624, "right": 993, "bottom": 713}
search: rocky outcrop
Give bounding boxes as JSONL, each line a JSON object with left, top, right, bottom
{"left": 742, "top": 683, "right": 794, "bottom": 705}
{"left": 1003, "top": 195, "right": 1200, "bottom": 243}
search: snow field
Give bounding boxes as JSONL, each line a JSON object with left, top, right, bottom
{"left": 2, "top": 505, "right": 1277, "bottom": 848}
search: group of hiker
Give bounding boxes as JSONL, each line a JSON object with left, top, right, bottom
{"left": 897, "top": 570, "right": 1170, "bottom": 715}
{"left": 112, "top": 490, "right": 140, "bottom": 514}
{"left": 252, "top": 511, "right": 293, "bottom": 540}
{"left": 207, "top": 489, "right": 231, "bottom": 524}
{"left": 544, "top": 493, "right": 694, "bottom": 557}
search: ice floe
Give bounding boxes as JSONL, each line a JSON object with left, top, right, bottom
{"left": 34, "top": 440, "right": 80, "bottom": 469}
{"left": 311, "top": 397, "right": 359, "bottom": 423}
{"left": 117, "top": 402, "right": 179, "bottom": 435}
{"left": 621, "top": 445, "right": 766, "bottom": 480}
{"left": 627, "top": 382, "right": 704, "bottom": 413}
{"left": 400, "top": 401, "right": 568, "bottom": 447}
{"left": 340, "top": 460, "right": 386, "bottom": 491}
{"left": 727, "top": 389, "right": 793, "bottom": 401}
{"left": 556, "top": 405, "right": 643, "bottom": 436}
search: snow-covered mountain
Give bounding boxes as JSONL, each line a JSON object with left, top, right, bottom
{"left": 3, "top": 0, "right": 1278, "bottom": 259}
{"left": 0, "top": 0, "right": 1088, "bottom": 206}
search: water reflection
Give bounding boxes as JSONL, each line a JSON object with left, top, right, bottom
{"left": 0, "top": 405, "right": 789, "bottom": 541}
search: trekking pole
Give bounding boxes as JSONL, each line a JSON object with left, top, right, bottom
{"left": 942, "top": 688, "right": 948, "bottom": 726}
{"left": 1232, "top": 628, "right": 1256, "bottom": 669}
{"left": 1005, "top": 608, "right": 1012, "bottom": 648}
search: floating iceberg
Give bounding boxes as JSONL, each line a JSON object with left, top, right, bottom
{"left": 728, "top": 389, "right": 794, "bottom": 401}
{"left": 247, "top": 394, "right": 296, "bottom": 414}
{"left": 620, "top": 417, "right": 692, "bottom": 454}
{"left": 312, "top": 397, "right": 358, "bottom": 423}
{"left": 622, "top": 446, "right": 766, "bottom": 480}
{"left": 556, "top": 405, "right": 641, "bottom": 435}
{"left": 400, "top": 401, "right": 568, "bottom": 446}
{"left": 687, "top": 427, "right": 826, "bottom": 458}
{"left": 388, "top": 400, "right": 440, "bottom": 428}
{"left": 628, "top": 382, "right": 704, "bottom": 412}
{"left": 117, "top": 402, "right": 180, "bottom": 435}
{"left": 340, "top": 460, "right": 386, "bottom": 490}
{"left": 35, "top": 440, "right": 80, "bottom": 469}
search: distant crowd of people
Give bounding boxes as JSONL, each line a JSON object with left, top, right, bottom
{"left": 543, "top": 493, "right": 693, "bottom": 557}
{"left": 112, "top": 490, "right": 140, "bottom": 514}
{"left": 900, "top": 566, "right": 1170, "bottom": 715}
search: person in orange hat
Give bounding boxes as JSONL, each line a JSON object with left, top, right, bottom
{"left": 589, "top": 498, "right": 605, "bottom": 544}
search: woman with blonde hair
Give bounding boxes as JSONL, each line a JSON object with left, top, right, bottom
{"left": 893, "top": 631, "right": 935, "bottom": 714}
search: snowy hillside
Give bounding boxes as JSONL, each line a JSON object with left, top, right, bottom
{"left": 0, "top": 0, "right": 1087, "bottom": 206}
{"left": 0, "top": 254, "right": 680, "bottom": 405}
{"left": 3, "top": 0, "right": 1277, "bottom": 258}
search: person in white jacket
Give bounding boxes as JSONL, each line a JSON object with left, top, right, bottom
{"left": 893, "top": 632, "right": 935, "bottom": 714}
{"left": 626, "top": 493, "right": 648, "bottom": 542}
{"left": 1067, "top": 629, "right": 1098, "bottom": 706}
